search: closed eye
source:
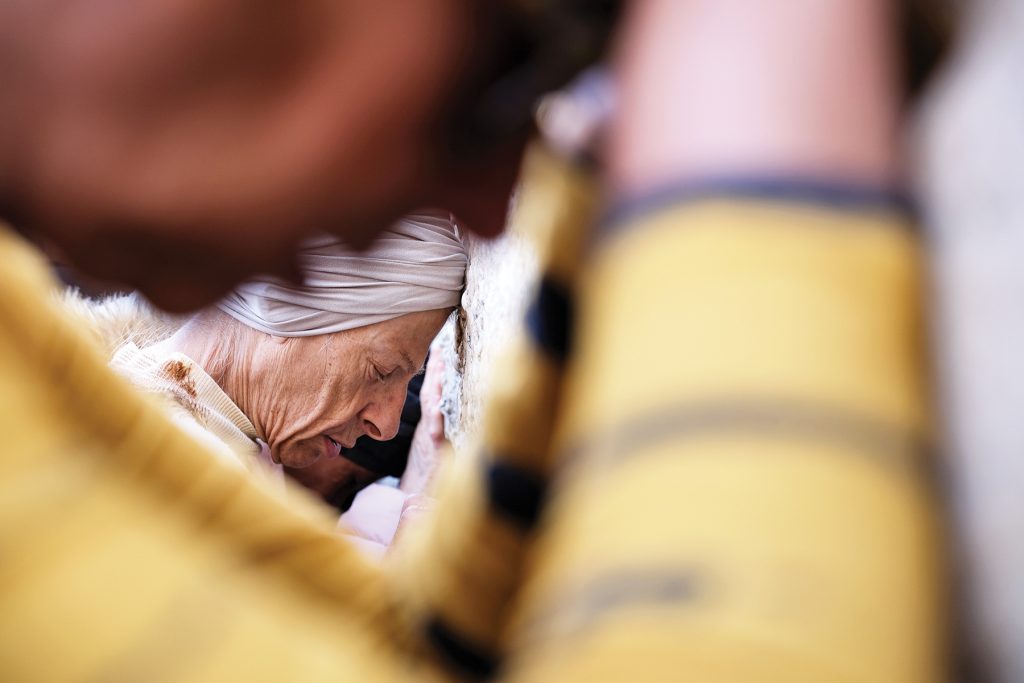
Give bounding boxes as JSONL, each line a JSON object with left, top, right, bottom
{"left": 369, "top": 363, "right": 388, "bottom": 383}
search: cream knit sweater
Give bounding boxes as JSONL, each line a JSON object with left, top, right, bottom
{"left": 61, "top": 290, "right": 263, "bottom": 470}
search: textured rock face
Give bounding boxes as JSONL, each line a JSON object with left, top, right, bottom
{"left": 437, "top": 213, "right": 539, "bottom": 451}
{"left": 433, "top": 71, "right": 609, "bottom": 453}
{"left": 916, "top": 1, "right": 1024, "bottom": 679}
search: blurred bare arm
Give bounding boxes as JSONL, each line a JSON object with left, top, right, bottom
{"left": 607, "top": 0, "right": 901, "bottom": 193}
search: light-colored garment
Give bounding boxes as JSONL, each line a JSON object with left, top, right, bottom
{"left": 917, "top": 2, "right": 1024, "bottom": 678}
{"left": 219, "top": 210, "right": 468, "bottom": 337}
{"left": 338, "top": 483, "right": 409, "bottom": 560}
{"left": 58, "top": 288, "right": 185, "bottom": 357}
{"left": 109, "top": 340, "right": 262, "bottom": 470}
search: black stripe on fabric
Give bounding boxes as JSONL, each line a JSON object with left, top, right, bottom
{"left": 517, "top": 569, "right": 702, "bottom": 647}
{"left": 597, "top": 176, "right": 917, "bottom": 247}
{"left": 425, "top": 617, "right": 499, "bottom": 680}
{"left": 561, "top": 398, "right": 933, "bottom": 483}
{"left": 487, "top": 461, "right": 547, "bottom": 529}
{"left": 525, "top": 277, "right": 572, "bottom": 362}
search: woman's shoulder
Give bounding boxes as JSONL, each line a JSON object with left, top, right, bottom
{"left": 57, "top": 288, "right": 185, "bottom": 356}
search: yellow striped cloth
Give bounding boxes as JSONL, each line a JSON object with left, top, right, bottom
{"left": 502, "top": 186, "right": 943, "bottom": 682}
{"left": 395, "top": 144, "right": 944, "bottom": 681}
{"left": 0, "top": 142, "right": 943, "bottom": 682}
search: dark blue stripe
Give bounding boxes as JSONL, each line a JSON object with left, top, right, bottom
{"left": 517, "top": 569, "right": 702, "bottom": 646}
{"left": 487, "top": 461, "right": 546, "bottom": 529}
{"left": 425, "top": 617, "right": 499, "bottom": 680}
{"left": 598, "top": 176, "right": 916, "bottom": 246}
{"left": 560, "top": 397, "right": 933, "bottom": 484}
{"left": 525, "top": 277, "right": 572, "bottom": 361}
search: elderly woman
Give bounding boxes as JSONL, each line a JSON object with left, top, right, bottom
{"left": 68, "top": 211, "right": 466, "bottom": 509}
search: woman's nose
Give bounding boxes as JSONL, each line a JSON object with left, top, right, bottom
{"left": 360, "top": 391, "right": 404, "bottom": 441}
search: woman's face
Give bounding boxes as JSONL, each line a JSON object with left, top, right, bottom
{"left": 245, "top": 308, "right": 449, "bottom": 470}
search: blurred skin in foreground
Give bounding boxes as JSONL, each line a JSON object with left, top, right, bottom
{"left": 0, "top": 0, "right": 521, "bottom": 311}
{"left": 0, "top": 0, "right": 931, "bottom": 318}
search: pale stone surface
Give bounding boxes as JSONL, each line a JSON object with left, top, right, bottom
{"left": 916, "top": 1, "right": 1024, "bottom": 679}
{"left": 437, "top": 211, "right": 539, "bottom": 452}
{"left": 434, "top": 71, "right": 607, "bottom": 453}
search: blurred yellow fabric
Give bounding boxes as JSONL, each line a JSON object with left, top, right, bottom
{"left": 502, "top": 199, "right": 943, "bottom": 682}
{"left": 0, "top": 227, "right": 434, "bottom": 682}
{"left": 0, "top": 145, "right": 942, "bottom": 682}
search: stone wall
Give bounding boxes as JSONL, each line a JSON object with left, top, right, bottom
{"left": 436, "top": 207, "right": 539, "bottom": 452}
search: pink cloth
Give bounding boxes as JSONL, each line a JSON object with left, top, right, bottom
{"left": 337, "top": 483, "right": 408, "bottom": 557}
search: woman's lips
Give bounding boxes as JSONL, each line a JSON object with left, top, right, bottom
{"left": 324, "top": 435, "right": 341, "bottom": 457}
{"left": 324, "top": 435, "right": 355, "bottom": 456}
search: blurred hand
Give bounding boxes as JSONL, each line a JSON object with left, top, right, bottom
{"left": 393, "top": 348, "right": 448, "bottom": 549}
{"left": 0, "top": 0, "right": 520, "bottom": 311}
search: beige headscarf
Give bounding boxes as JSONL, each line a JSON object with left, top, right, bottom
{"left": 218, "top": 210, "right": 467, "bottom": 337}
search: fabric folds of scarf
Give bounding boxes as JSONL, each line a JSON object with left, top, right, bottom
{"left": 219, "top": 210, "right": 467, "bottom": 337}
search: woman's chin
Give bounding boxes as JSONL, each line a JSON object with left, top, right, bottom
{"left": 274, "top": 442, "right": 324, "bottom": 469}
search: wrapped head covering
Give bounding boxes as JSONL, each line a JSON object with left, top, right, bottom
{"left": 218, "top": 210, "right": 467, "bottom": 337}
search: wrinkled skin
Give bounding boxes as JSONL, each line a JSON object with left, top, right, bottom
{"left": 0, "top": 0, "right": 520, "bottom": 312}
{"left": 210, "top": 309, "right": 452, "bottom": 470}
{"left": 287, "top": 338, "right": 451, "bottom": 511}
{"left": 168, "top": 305, "right": 449, "bottom": 511}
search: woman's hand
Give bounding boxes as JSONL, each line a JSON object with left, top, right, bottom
{"left": 399, "top": 347, "right": 449, "bottom": 497}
